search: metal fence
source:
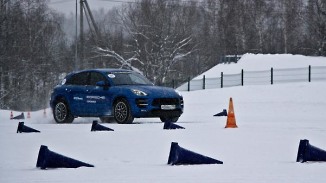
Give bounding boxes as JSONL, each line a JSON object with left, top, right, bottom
{"left": 177, "top": 65, "right": 326, "bottom": 91}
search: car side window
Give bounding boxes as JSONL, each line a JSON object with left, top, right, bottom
{"left": 65, "top": 72, "right": 89, "bottom": 86}
{"left": 130, "top": 73, "right": 149, "bottom": 85}
{"left": 89, "top": 72, "right": 106, "bottom": 86}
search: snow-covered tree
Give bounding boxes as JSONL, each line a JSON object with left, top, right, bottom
{"left": 306, "top": 0, "right": 326, "bottom": 56}
{"left": 112, "top": 0, "right": 197, "bottom": 84}
{"left": 0, "top": 0, "right": 69, "bottom": 110}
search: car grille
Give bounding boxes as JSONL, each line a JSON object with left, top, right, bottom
{"left": 152, "top": 98, "right": 183, "bottom": 106}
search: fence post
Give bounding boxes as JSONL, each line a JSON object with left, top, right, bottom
{"left": 203, "top": 75, "right": 206, "bottom": 89}
{"left": 308, "top": 65, "right": 311, "bottom": 82}
{"left": 221, "top": 72, "right": 223, "bottom": 88}
{"left": 241, "top": 69, "right": 244, "bottom": 86}
{"left": 187, "top": 77, "right": 190, "bottom": 91}
{"left": 271, "top": 67, "right": 273, "bottom": 85}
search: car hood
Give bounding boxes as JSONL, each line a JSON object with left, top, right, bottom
{"left": 115, "top": 85, "right": 182, "bottom": 98}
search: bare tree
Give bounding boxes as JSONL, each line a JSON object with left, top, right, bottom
{"left": 93, "top": 0, "right": 196, "bottom": 85}
{"left": 0, "top": 0, "right": 69, "bottom": 110}
{"left": 306, "top": 0, "right": 326, "bottom": 55}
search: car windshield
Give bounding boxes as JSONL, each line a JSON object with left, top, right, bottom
{"left": 108, "top": 72, "right": 153, "bottom": 86}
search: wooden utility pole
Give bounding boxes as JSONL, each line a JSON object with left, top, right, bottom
{"left": 79, "top": 0, "right": 101, "bottom": 69}
{"left": 80, "top": 0, "right": 84, "bottom": 69}
{"left": 75, "top": 0, "right": 78, "bottom": 70}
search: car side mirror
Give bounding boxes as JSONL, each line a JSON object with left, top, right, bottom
{"left": 96, "top": 81, "right": 109, "bottom": 90}
{"left": 96, "top": 81, "right": 106, "bottom": 86}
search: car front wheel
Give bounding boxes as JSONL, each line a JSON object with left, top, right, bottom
{"left": 53, "top": 100, "right": 74, "bottom": 123}
{"left": 113, "top": 98, "right": 134, "bottom": 124}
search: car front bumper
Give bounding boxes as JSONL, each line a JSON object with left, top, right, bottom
{"left": 130, "top": 97, "right": 184, "bottom": 118}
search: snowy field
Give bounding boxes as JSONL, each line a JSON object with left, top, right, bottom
{"left": 1, "top": 54, "right": 326, "bottom": 183}
{"left": 197, "top": 53, "right": 326, "bottom": 77}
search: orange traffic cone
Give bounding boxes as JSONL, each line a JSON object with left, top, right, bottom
{"left": 10, "top": 111, "right": 13, "bottom": 120}
{"left": 27, "top": 112, "right": 31, "bottom": 119}
{"left": 225, "top": 97, "right": 238, "bottom": 128}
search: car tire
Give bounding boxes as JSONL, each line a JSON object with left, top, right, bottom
{"left": 113, "top": 98, "right": 134, "bottom": 124}
{"left": 53, "top": 100, "right": 74, "bottom": 123}
{"left": 160, "top": 117, "right": 179, "bottom": 123}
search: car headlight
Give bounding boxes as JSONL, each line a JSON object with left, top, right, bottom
{"left": 132, "top": 89, "right": 148, "bottom": 96}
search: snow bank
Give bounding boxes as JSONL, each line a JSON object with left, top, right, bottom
{"left": 197, "top": 53, "right": 326, "bottom": 78}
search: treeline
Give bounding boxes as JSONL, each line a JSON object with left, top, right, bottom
{"left": 0, "top": 0, "right": 325, "bottom": 111}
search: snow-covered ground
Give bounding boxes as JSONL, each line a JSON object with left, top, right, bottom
{"left": 1, "top": 54, "right": 326, "bottom": 183}
{"left": 177, "top": 53, "right": 326, "bottom": 91}
{"left": 197, "top": 53, "right": 326, "bottom": 77}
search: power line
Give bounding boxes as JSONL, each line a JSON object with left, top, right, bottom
{"left": 49, "top": 0, "right": 75, "bottom": 4}
{"left": 99, "top": 0, "right": 136, "bottom": 3}
{"left": 98, "top": 0, "right": 207, "bottom": 5}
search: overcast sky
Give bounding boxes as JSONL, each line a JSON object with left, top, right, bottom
{"left": 48, "top": 0, "right": 133, "bottom": 15}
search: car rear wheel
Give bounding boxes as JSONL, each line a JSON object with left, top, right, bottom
{"left": 113, "top": 98, "right": 134, "bottom": 124}
{"left": 160, "top": 117, "right": 179, "bottom": 123}
{"left": 53, "top": 100, "right": 74, "bottom": 123}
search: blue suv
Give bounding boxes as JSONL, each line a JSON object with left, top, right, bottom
{"left": 50, "top": 69, "right": 184, "bottom": 124}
